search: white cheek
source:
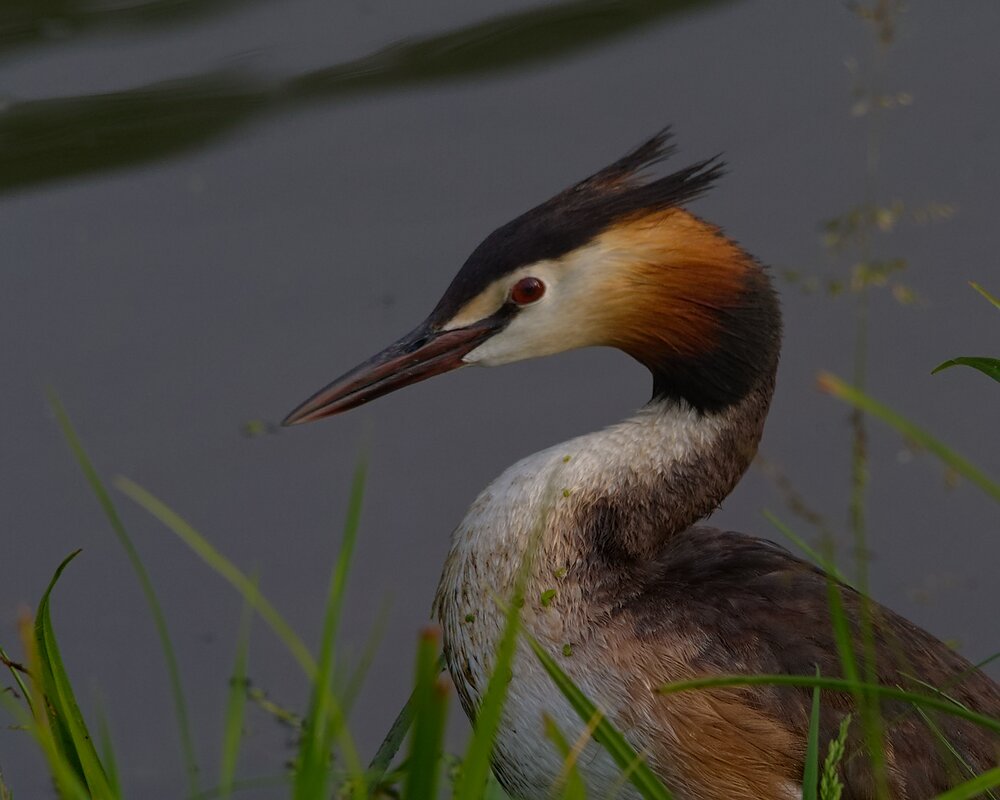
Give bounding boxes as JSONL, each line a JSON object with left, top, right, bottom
{"left": 463, "top": 296, "right": 596, "bottom": 366}
{"left": 458, "top": 243, "right": 618, "bottom": 367}
{"left": 463, "top": 307, "right": 559, "bottom": 366}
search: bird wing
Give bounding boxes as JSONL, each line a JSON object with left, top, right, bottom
{"left": 610, "top": 526, "right": 1000, "bottom": 798}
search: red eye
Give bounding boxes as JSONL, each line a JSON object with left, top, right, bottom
{"left": 510, "top": 277, "right": 546, "bottom": 305}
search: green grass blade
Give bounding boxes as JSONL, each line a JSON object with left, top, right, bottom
{"left": 657, "top": 674, "right": 1000, "bottom": 734}
{"left": 96, "top": 706, "right": 121, "bottom": 798}
{"left": 0, "top": 677, "right": 90, "bottom": 800}
{"left": 340, "top": 600, "right": 389, "bottom": 718}
{"left": 116, "top": 475, "right": 365, "bottom": 795}
{"left": 802, "top": 675, "right": 822, "bottom": 800}
{"left": 527, "top": 634, "right": 673, "bottom": 800}
{"left": 114, "top": 473, "right": 364, "bottom": 791}
{"left": 969, "top": 282, "right": 1000, "bottom": 310}
{"left": 542, "top": 714, "right": 588, "bottom": 800}
{"left": 219, "top": 581, "right": 255, "bottom": 797}
{"left": 762, "top": 510, "right": 850, "bottom": 585}
{"left": 912, "top": 707, "right": 999, "bottom": 800}
{"left": 293, "top": 460, "right": 368, "bottom": 800}
{"left": 453, "top": 580, "right": 523, "bottom": 800}
{"left": 483, "top": 772, "right": 509, "bottom": 800}
{"left": 48, "top": 394, "right": 199, "bottom": 793}
{"left": 973, "top": 652, "right": 1000, "bottom": 672}
{"left": 367, "top": 676, "right": 424, "bottom": 785}
{"left": 931, "top": 356, "right": 1000, "bottom": 384}
{"left": 34, "top": 551, "right": 115, "bottom": 798}
{"left": 934, "top": 767, "right": 1000, "bottom": 800}
{"left": 114, "top": 476, "right": 317, "bottom": 677}
{"left": 824, "top": 582, "right": 860, "bottom": 694}
{"left": 825, "top": 578, "right": 888, "bottom": 798}
{"left": 818, "top": 373, "right": 1000, "bottom": 502}
{"left": 404, "top": 628, "right": 449, "bottom": 800}
{"left": 763, "top": 490, "right": 882, "bottom": 782}
{"left": 1, "top": 646, "right": 33, "bottom": 717}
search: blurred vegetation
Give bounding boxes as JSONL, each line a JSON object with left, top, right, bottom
{"left": 0, "top": 0, "right": 734, "bottom": 195}
{"left": 0, "top": 0, "right": 260, "bottom": 55}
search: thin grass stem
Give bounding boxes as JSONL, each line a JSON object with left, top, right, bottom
{"left": 48, "top": 394, "right": 200, "bottom": 795}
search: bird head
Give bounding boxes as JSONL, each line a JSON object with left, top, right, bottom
{"left": 283, "top": 130, "right": 779, "bottom": 426}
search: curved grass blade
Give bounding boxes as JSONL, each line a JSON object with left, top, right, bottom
{"left": 367, "top": 684, "right": 419, "bottom": 783}
{"left": 932, "top": 284, "right": 1000, "bottom": 383}
{"left": 219, "top": 580, "right": 255, "bottom": 797}
{"left": 293, "top": 460, "right": 368, "bottom": 800}
{"left": 527, "top": 634, "right": 673, "bottom": 800}
{"left": 542, "top": 713, "right": 588, "bottom": 800}
{"left": 96, "top": 706, "right": 122, "bottom": 798}
{"left": 34, "top": 551, "right": 115, "bottom": 798}
{"left": 802, "top": 675, "right": 822, "bottom": 800}
{"left": 969, "top": 283, "right": 1000, "bottom": 311}
{"left": 912, "top": 706, "right": 999, "bottom": 800}
{"left": 657, "top": 674, "right": 1000, "bottom": 735}
{"left": 115, "top": 476, "right": 316, "bottom": 676}
{"left": 762, "top": 509, "right": 850, "bottom": 585}
{"left": 115, "top": 475, "right": 365, "bottom": 790}
{"left": 49, "top": 394, "right": 199, "bottom": 793}
{"left": 452, "top": 578, "right": 523, "bottom": 800}
{"left": 973, "top": 652, "right": 1000, "bottom": 672}
{"left": 931, "top": 357, "right": 1000, "bottom": 384}
{"left": 823, "top": 579, "right": 889, "bottom": 799}
{"left": 340, "top": 599, "right": 390, "bottom": 718}
{"left": 817, "top": 373, "right": 1000, "bottom": 503}
{"left": 0, "top": 657, "right": 90, "bottom": 800}
{"left": 934, "top": 766, "right": 1000, "bottom": 800}
{"left": 1, "top": 645, "right": 32, "bottom": 716}
{"left": 403, "top": 628, "right": 449, "bottom": 800}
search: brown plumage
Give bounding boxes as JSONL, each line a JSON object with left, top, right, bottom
{"left": 607, "top": 527, "right": 1000, "bottom": 798}
{"left": 284, "top": 130, "right": 999, "bottom": 798}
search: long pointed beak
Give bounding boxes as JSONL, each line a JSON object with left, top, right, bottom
{"left": 282, "top": 316, "right": 501, "bottom": 426}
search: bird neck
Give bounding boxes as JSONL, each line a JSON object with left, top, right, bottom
{"left": 552, "top": 375, "right": 774, "bottom": 569}
{"left": 438, "top": 370, "right": 775, "bottom": 608}
{"left": 596, "top": 209, "right": 782, "bottom": 414}
{"left": 434, "top": 368, "right": 775, "bottom": 728}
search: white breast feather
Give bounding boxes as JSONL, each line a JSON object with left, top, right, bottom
{"left": 436, "top": 401, "right": 725, "bottom": 799}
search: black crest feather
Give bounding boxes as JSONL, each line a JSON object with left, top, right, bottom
{"left": 431, "top": 128, "right": 725, "bottom": 324}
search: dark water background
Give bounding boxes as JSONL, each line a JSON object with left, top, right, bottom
{"left": 2, "top": 1, "right": 998, "bottom": 796}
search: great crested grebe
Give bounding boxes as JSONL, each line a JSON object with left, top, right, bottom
{"left": 284, "top": 131, "right": 999, "bottom": 799}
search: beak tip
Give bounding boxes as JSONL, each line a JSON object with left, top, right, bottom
{"left": 280, "top": 407, "right": 311, "bottom": 427}
{"left": 281, "top": 400, "right": 346, "bottom": 427}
